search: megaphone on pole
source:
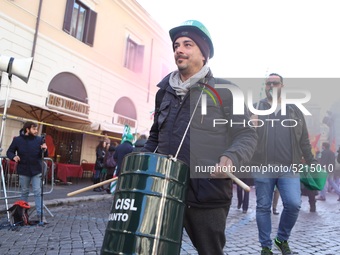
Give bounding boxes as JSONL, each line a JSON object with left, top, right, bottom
{"left": 0, "top": 54, "right": 34, "bottom": 148}
{"left": 0, "top": 55, "right": 33, "bottom": 83}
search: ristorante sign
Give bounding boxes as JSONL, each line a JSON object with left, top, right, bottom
{"left": 46, "top": 92, "right": 90, "bottom": 117}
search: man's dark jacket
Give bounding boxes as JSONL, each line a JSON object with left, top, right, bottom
{"left": 7, "top": 129, "right": 48, "bottom": 177}
{"left": 251, "top": 98, "right": 317, "bottom": 166}
{"left": 319, "top": 148, "right": 335, "bottom": 173}
{"left": 143, "top": 72, "right": 257, "bottom": 208}
{"left": 133, "top": 138, "right": 147, "bottom": 152}
{"left": 114, "top": 141, "right": 133, "bottom": 176}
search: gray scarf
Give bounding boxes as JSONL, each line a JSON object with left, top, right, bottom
{"left": 169, "top": 64, "right": 210, "bottom": 96}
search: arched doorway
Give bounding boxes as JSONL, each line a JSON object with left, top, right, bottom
{"left": 113, "top": 96, "right": 137, "bottom": 128}
{"left": 45, "top": 72, "right": 89, "bottom": 164}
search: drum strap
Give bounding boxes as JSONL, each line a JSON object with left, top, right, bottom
{"left": 173, "top": 89, "right": 204, "bottom": 161}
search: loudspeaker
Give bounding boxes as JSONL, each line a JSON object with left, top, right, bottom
{"left": 0, "top": 55, "right": 33, "bottom": 83}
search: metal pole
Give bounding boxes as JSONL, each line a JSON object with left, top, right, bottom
{"left": 0, "top": 73, "right": 12, "bottom": 150}
{"left": 39, "top": 134, "right": 46, "bottom": 226}
{"left": 0, "top": 73, "right": 12, "bottom": 222}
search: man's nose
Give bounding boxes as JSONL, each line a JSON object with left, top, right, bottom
{"left": 175, "top": 45, "right": 184, "bottom": 53}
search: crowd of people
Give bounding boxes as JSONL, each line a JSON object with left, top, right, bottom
{"left": 6, "top": 19, "right": 340, "bottom": 255}
{"left": 92, "top": 133, "right": 147, "bottom": 193}
{"left": 140, "top": 20, "right": 340, "bottom": 255}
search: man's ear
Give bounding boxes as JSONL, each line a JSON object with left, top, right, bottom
{"left": 202, "top": 55, "right": 208, "bottom": 65}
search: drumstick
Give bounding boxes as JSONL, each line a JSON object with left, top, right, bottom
{"left": 225, "top": 171, "right": 251, "bottom": 192}
{"left": 67, "top": 177, "right": 118, "bottom": 197}
{"left": 212, "top": 162, "right": 251, "bottom": 192}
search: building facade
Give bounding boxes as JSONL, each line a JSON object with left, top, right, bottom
{"left": 0, "top": 0, "right": 174, "bottom": 164}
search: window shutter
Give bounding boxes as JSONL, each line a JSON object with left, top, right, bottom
{"left": 84, "top": 10, "right": 97, "bottom": 46}
{"left": 63, "top": 0, "right": 75, "bottom": 33}
{"left": 136, "top": 45, "right": 144, "bottom": 73}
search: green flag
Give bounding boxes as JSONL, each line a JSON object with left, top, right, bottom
{"left": 121, "top": 125, "right": 133, "bottom": 144}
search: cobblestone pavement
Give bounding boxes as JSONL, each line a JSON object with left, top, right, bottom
{"left": 0, "top": 183, "right": 339, "bottom": 255}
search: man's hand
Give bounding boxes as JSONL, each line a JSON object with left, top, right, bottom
{"left": 250, "top": 114, "right": 259, "bottom": 127}
{"left": 13, "top": 155, "right": 20, "bottom": 162}
{"left": 210, "top": 156, "right": 234, "bottom": 178}
{"left": 41, "top": 143, "right": 47, "bottom": 150}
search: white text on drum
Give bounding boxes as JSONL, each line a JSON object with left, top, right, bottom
{"left": 108, "top": 199, "right": 137, "bottom": 222}
{"left": 115, "top": 198, "right": 137, "bottom": 211}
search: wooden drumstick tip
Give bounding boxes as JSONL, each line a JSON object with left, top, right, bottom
{"left": 244, "top": 185, "right": 251, "bottom": 192}
{"left": 66, "top": 177, "right": 118, "bottom": 197}
{"left": 225, "top": 171, "right": 251, "bottom": 192}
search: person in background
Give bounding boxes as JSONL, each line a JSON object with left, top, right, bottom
{"left": 98, "top": 139, "right": 111, "bottom": 191}
{"left": 103, "top": 144, "right": 116, "bottom": 194}
{"left": 93, "top": 140, "right": 107, "bottom": 192}
{"left": 336, "top": 146, "right": 340, "bottom": 190}
{"left": 251, "top": 73, "right": 318, "bottom": 255}
{"left": 7, "top": 121, "right": 48, "bottom": 223}
{"left": 114, "top": 134, "right": 134, "bottom": 177}
{"left": 316, "top": 142, "right": 340, "bottom": 201}
{"left": 300, "top": 156, "right": 317, "bottom": 212}
{"left": 237, "top": 178, "right": 252, "bottom": 213}
{"left": 301, "top": 185, "right": 317, "bottom": 212}
{"left": 133, "top": 134, "right": 148, "bottom": 152}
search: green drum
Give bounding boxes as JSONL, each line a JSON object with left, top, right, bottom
{"left": 101, "top": 152, "right": 189, "bottom": 255}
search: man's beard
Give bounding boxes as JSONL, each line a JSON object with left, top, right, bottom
{"left": 28, "top": 131, "right": 37, "bottom": 136}
{"left": 266, "top": 89, "right": 281, "bottom": 100}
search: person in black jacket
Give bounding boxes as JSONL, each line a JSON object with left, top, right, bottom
{"left": 142, "top": 20, "right": 257, "bottom": 255}
{"left": 114, "top": 134, "right": 134, "bottom": 177}
{"left": 133, "top": 134, "right": 147, "bottom": 152}
{"left": 93, "top": 140, "right": 107, "bottom": 192}
{"left": 103, "top": 144, "right": 116, "bottom": 194}
{"left": 7, "top": 121, "right": 48, "bottom": 223}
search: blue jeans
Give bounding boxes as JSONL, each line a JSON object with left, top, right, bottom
{"left": 319, "top": 175, "right": 340, "bottom": 198}
{"left": 19, "top": 174, "right": 42, "bottom": 215}
{"left": 255, "top": 173, "right": 301, "bottom": 248}
{"left": 94, "top": 169, "right": 102, "bottom": 179}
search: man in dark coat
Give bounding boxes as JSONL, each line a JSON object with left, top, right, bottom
{"left": 114, "top": 133, "right": 134, "bottom": 176}
{"left": 142, "top": 20, "right": 257, "bottom": 255}
{"left": 7, "top": 121, "right": 48, "bottom": 223}
{"left": 133, "top": 134, "right": 147, "bottom": 152}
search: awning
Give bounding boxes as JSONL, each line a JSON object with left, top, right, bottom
{"left": 0, "top": 113, "right": 123, "bottom": 140}
{"left": 1, "top": 100, "right": 90, "bottom": 125}
{"left": 0, "top": 101, "right": 121, "bottom": 140}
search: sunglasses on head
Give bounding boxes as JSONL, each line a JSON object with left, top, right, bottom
{"left": 265, "top": 81, "right": 281, "bottom": 86}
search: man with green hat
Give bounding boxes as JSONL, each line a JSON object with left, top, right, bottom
{"left": 143, "top": 20, "right": 257, "bottom": 254}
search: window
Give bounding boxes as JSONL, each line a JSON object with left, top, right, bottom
{"left": 124, "top": 37, "right": 144, "bottom": 73}
{"left": 63, "top": 0, "right": 97, "bottom": 46}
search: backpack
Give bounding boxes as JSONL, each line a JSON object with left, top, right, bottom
{"left": 105, "top": 151, "right": 117, "bottom": 168}
{"left": 7, "top": 200, "right": 30, "bottom": 226}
